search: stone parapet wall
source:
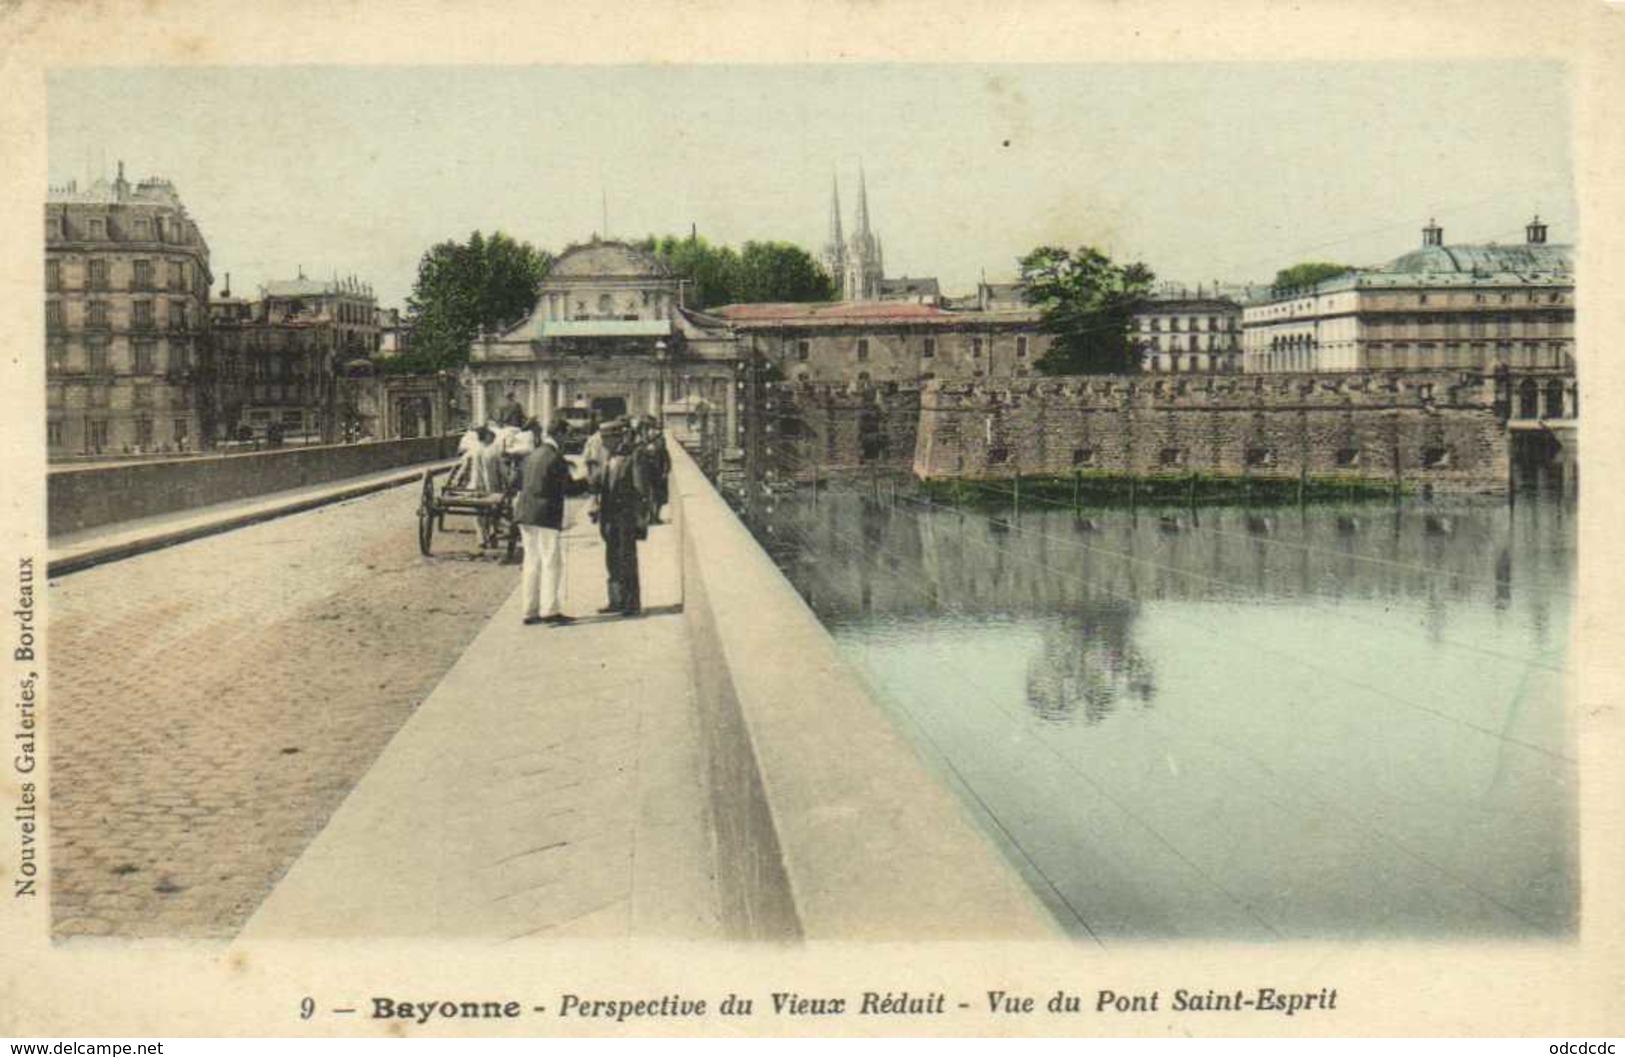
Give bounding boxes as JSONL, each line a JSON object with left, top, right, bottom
{"left": 914, "top": 371, "right": 1514, "bottom": 491}
{"left": 49, "top": 435, "right": 459, "bottom": 536}
{"left": 670, "top": 439, "right": 1061, "bottom": 938}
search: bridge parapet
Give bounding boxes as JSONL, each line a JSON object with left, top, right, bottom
{"left": 670, "top": 439, "right": 1061, "bottom": 939}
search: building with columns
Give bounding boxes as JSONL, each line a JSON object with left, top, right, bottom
{"left": 464, "top": 239, "right": 740, "bottom": 438}
{"left": 45, "top": 164, "right": 214, "bottom": 457}
{"left": 1243, "top": 217, "right": 1574, "bottom": 379}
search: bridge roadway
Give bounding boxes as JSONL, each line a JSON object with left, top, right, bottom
{"left": 49, "top": 446, "right": 1057, "bottom": 942}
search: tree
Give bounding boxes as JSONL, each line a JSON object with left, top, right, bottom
{"left": 1019, "top": 245, "right": 1155, "bottom": 375}
{"left": 397, "top": 231, "right": 552, "bottom": 373}
{"left": 1271, "top": 261, "right": 1351, "bottom": 293}
{"left": 736, "top": 241, "right": 837, "bottom": 303}
{"left": 639, "top": 234, "right": 835, "bottom": 308}
{"left": 641, "top": 235, "right": 741, "bottom": 309}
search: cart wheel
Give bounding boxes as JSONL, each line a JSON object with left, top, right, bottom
{"left": 417, "top": 473, "right": 436, "bottom": 556}
{"left": 418, "top": 506, "right": 435, "bottom": 556}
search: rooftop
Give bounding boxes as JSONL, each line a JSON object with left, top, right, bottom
{"left": 716, "top": 300, "right": 1038, "bottom": 327}
{"left": 547, "top": 240, "right": 671, "bottom": 281}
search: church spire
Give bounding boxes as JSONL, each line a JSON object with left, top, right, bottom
{"left": 828, "top": 174, "right": 844, "bottom": 251}
{"left": 855, "top": 163, "right": 872, "bottom": 237}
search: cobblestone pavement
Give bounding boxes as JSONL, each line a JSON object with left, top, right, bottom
{"left": 47, "top": 484, "right": 520, "bottom": 939}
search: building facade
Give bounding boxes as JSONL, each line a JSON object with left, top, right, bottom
{"left": 1134, "top": 297, "right": 1243, "bottom": 373}
{"left": 45, "top": 165, "right": 214, "bottom": 457}
{"left": 210, "top": 274, "right": 378, "bottom": 441}
{"left": 716, "top": 301, "right": 1052, "bottom": 386}
{"left": 1243, "top": 218, "right": 1574, "bottom": 378}
{"left": 466, "top": 239, "right": 740, "bottom": 437}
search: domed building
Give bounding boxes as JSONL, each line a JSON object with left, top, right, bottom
{"left": 465, "top": 238, "right": 740, "bottom": 438}
{"left": 1243, "top": 217, "right": 1575, "bottom": 391}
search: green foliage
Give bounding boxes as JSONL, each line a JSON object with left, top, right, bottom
{"left": 1271, "top": 261, "right": 1352, "bottom": 293}
{"left": 397, "top": 231, "right": 551, "bottom": 373}
{"left": 1018, "top": 245, "right": 1155, "bottom": 375}
{"left": 639, "top": 234, "right": 834, "bottom": 309}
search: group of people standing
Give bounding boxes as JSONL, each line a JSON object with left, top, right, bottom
{"left": 512, "top": 409, "right": 671, "bottom": 627}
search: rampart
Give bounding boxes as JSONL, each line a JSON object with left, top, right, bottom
{"left": 48, "top": 435, "right": 460, "bottom": 535}
{"left": 914, "top": 371, "right": 1514, "bottom": 491}
{"left": 767, "top": 381, "right": 921, "bottom": 475}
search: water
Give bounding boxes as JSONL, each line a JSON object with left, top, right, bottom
{"left": 752, "top": 486, "right": 1576, "bottom": 942}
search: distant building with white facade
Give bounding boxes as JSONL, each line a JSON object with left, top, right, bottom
{"left": 1243, "top": 218, "right": 1574, "bottom": 375}
{"left": 1134, "top": 297, "right": 1243, "bottom": 373}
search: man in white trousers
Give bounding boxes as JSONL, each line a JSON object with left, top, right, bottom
{"left": 513, "top": 417, "right": 576, "bottom": 626}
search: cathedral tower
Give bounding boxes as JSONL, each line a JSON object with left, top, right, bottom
{"left": 844, "top": 166, "right": 885, "bottom": 300}
{"left": 823, "top": 175, "right": 847, "bottom": 298}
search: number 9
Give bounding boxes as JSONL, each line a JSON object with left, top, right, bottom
{"left": 300, "top": 997, "right": 315, "bottom": 1020}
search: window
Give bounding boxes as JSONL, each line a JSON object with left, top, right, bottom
{"left": 88, "top": 259, "right": 108, "bottom": 290}
{"left": 1421, "top": 446, "right": 1451, "bottom": 469}
{"left": 135, "top": 417, "right": 154, "bottom": 447}
{"left": 133, "top": 340, "right": 155, "bottom": 374}
{"left": 45, "top": 216, "right": 61, "bottom": 241}
{"left": 88, "top": 383, "right": 109, "bottom": 407}
{"left": 88, "top": 301, "right": 108, "bottom": 327}
{"left": 45, "top": 260, "right": 59, "bottom": 291}
{"left": 972, "top": 337, "right": 983, "bottom": 357}
{"left": 986, "top": 445, "right": 1009, "bottom": 465}
{"left": 1158, "top": 448, "right": 1184, "bottom": 467}
{"left": 1497, "top": 314, "right": 1512, "bottom": 338}
{"left": 1016, "top": 336, "right": 1028, "bottom": 358}
{"left": 133, "top": 260, "right": 154, "bottom": 290}
{"left": 170, "top": 301, "right": 188, "bottom": 331}
{"left": 132, "top": 217, "right": 151, "bottom": 239}
{"left": 857, "top": 339, "right": 869, "bottom": 361}
{"left": 47, "top": 420, "right": 64, "bottom": 447}
{"left": 87, "top": 218, "right": 105, "bottom": 239}
{"left": 168, "top": 261, "right": 185, "bottom": 290}
{"left": 47, "top": 342, "right": 66, "bottom": 374}
{"left": 1245, "top": 446, "right": 1274, "bottom": 468}
{"left": 133, "top": 301, "right": 154, "bottom": 328}
{"left": 88, "top": 419, "right": 109, "bottom": 449}
{"left": 87, "top": 341, "right": 108, "bottom": 374}
{"left": 134, "top": 385, "right": 152, "bottom": 407}
{"left": 1071, "top": 447, "right": 1096, "bottom": 467}
{"left": 1335, "top": 447, "right": 1361, "bottom": 468}
{"left": 597, "top": 293, "right": 612, "bottom": 314}
{"left": 1151, "top": 318, "right": 1162, "bottom": 332}
{"left": 173, "top": 418, "right": 189, "bottom": 444}
{"left": 922, "top": 337, "right": 935, "bottom": 358}
{"left": 46, "top": 301, "right": 63, "bottom": 330}
{"left": 170, "top": 343, "right": 190, "bottom": 371}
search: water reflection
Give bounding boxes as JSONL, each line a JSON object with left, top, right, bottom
{"left": 750, "top": 485, "right": 1577, "bottom": 940}
{"left": 1024, "top": 607, "right": 1156, "bottom": 725}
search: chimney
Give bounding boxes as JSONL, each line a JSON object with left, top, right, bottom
{"left": 1526, "top": 215, "right": 1548, "bottom": 244}
{"left": 1422, "top": 218, "right": 1443, "bottom": 247}
{"left": 223, "top": 272, "right": 231, "bottom": 298}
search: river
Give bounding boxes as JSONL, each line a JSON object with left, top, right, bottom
{"left": 748, "top": 483, "right": 1576, "bottom": 942}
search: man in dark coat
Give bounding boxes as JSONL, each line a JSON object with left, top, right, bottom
{"left": 497, "top": 391, "right": 528, "bottom": 429}
{"left": 597, "top": 420, "right": 646, "bottom": 616}
{"left": 513, "top": 417, "right": 575, "bottom": 626}
{"left": 641, "top": 422, "right": 671, "bottom": 525}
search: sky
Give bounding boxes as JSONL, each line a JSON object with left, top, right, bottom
{"left": 47, "top": 62, "right": 1575, "bottom": 309}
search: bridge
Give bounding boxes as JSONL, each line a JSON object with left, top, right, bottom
{"left": 42, "top": 439, "right": 1057, "bottom": 941}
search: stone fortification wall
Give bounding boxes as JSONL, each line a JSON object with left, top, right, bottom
{"left": 914, "top": 371, "right": 1512, "bottom": 491}
{"left": 49, "top": 435, "right": 459, "bottom": 535}
{"left": 768, "top": 382, "right": 922, "bottom": 475}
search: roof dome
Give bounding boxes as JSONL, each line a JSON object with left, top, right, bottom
{"left": 547, "top": 240, "right": 670, "bottom": 280}
{"left": 1383, "top": 242, "right": 1572, "bottom": 276}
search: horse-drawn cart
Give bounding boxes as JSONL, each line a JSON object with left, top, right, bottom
{"left": 416, "top": 467, "right": 520, "bottom": 561}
